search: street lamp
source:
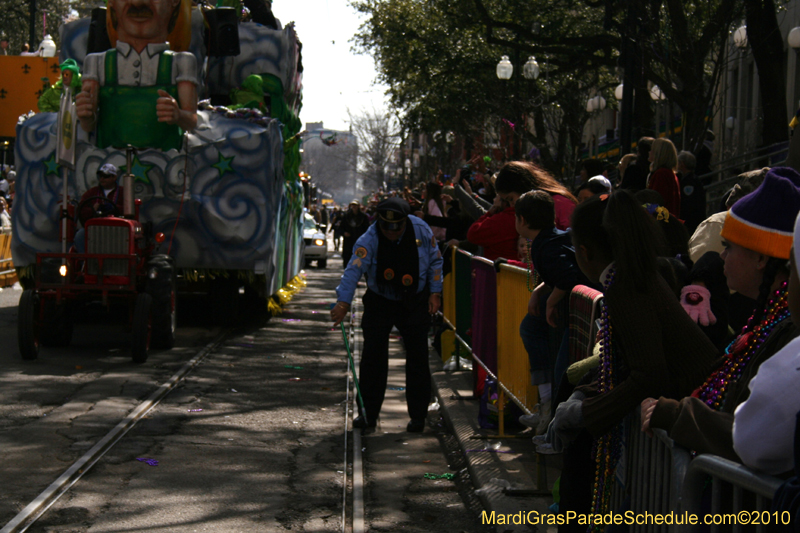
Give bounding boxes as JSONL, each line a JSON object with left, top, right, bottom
{"left": 586, "top": 95, "right": 606, "bottom": 113}
{"left": 614, "top": 83, "right": 624, "bottom": 101}
{"left": 789, "top": 27, "right": 800, "bottom": 49}
{"left": 523, "top": 56, "right": 540, "bottom": 80}
{"left": 649, "top": 85, "right": 666, "bottom": 101}
{"left": 496, "top": 56, "right": 513, "bottom": 80}
{"left": 497, "top": 55, "right": 541, "bottom": 80}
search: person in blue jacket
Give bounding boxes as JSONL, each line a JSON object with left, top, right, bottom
{"left": 331, "top": 197, "right": 443, "bottom": 433}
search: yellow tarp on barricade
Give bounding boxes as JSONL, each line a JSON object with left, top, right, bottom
{"left": 496, "top": 263, "right": 536, "bottom": 412}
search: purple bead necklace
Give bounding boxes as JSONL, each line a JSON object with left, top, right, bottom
{"left": 525, "top": 239, "right": 541, "bottom": 292}
{"left": 696, "top": 280, "right": 789, "bottom": 410}
{"left": 590, "top": 266, "right": 622, "bottom": 531}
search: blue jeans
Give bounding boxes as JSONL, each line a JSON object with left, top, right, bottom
{"left": 519, "top": 295, "right": 570, "bottom": 396}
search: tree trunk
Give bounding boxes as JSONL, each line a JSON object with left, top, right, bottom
{"left": 745, "top": 0, "right": 788, "bottom": 148}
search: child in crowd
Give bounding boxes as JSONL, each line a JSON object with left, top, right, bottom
{"left": 641, "top": 167, "right": 800, "bottom": 463}
{"left": 514, "top": 191, "right": 592, "bottom": 432}
{"left": 575, "top": 175, "right": 612, "bottom": 204}
{"left": 732, "top": 211, "right": 800, "bottom": 476}
{"left": 550, "top": 190, "right": 718, "bottom": 531}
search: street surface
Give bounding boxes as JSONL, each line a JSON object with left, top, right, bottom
{"left": 0, "top": 243, "right": 492, "bottom": 532}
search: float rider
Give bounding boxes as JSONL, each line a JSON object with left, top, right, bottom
{"left": 37, "top": 58, "right": 82, "bottom": 113}
{"left": 75, "top": 0, "right": 198, "bottom": 151}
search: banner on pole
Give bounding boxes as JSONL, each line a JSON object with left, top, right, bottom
{"left": 56, "top": 88, "right": 77, "bottom": 169}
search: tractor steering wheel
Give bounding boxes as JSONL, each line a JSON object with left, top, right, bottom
{"left": 77, "top": 195, "right": 121, "bottom": 226}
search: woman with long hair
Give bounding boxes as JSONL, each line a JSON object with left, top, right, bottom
{"left": 494, "top": 161, "right": 577, "bottom": 230}
{"left": 422, "top": 181, "right": 447, "bottom": 242}
{"left": 550, "top": 189, "right": 718, "bottom": 530}
{"left": 647, "top": 138, "right": 681, "bottom": 215}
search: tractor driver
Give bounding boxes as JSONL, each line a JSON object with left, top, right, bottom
{"left": 74, "top": 164, "right": 125, "bottom": 252}
{"left": 79, "top": 163, "right": 124, "bottom": 226}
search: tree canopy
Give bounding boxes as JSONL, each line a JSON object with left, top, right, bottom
{"left": 352, "top": 0, "right": 745, "bottom": 175}
{"left": 1, "top": 0, "right": 72, "bottom": 52}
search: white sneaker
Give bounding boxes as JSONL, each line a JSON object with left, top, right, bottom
{"left": 535, "top": 401, "right": 551, "bottom": 435}
{"left": 518, "top": 413, "right": 540, "bottom": 428}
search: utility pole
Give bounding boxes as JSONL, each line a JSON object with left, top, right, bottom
{"left": 29, "top": 0, "right": 36, "bottom": 51}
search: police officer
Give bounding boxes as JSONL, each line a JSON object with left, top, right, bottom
{"left": 331, "top": 198, "right": 443, "bottom": 433}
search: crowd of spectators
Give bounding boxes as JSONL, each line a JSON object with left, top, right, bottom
{"left": 334, "top": 138, "right": 800, "bottom": 524}
{"left": 0, "top": 167, "right": 15, "bottom": 234}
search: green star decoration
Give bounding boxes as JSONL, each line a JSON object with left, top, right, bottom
{"left": 44, "top": 153, "right": 60, "bottom": 176}
{"left": 119, "top": 155, "right": 154, "bottom": 186}
{"left": 212, "top": 152, "right": 235, "bottom": 177}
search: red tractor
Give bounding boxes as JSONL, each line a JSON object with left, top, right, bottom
{"left": 17, "top": 148, "right": 176, "bottom": 363}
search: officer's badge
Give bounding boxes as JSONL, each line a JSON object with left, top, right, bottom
{"left": 386, "top": 211, "right": 396, "bottom": 221}
{"left": 384, "top": 268, "right": 395, "bottom": 280}
{"left": 416, "top": 239, "right": 421, "bottom": 246}
{"left": 355, "top": 247, "right": 367, "bottom": 259}
{"left": 684, "top": 185, "right": 694, "bottom": 196}
{"left": 402, "top": 274, "right": 414, "bottom": 286}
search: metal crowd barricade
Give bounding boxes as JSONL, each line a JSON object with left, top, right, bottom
{"left": 471, "top": 256, "right": 497, "bottom": 398}
{"left": 454, "top": 248, "right": 473, "bottom": 352}
{"left": 678, "top": 455, "right": 784, "bottom": 533}
{"left": 439, "top": 246, "right": 457, "bottom": 363}
{"left": 495, "top": 263, "right": 536, "bottom": 415}
{"left": 0, "top": 233, "right": 17, "bottom": 287}
{"left": 439, "top": 247, "right": 473, "bottom": 371}
{"left": 611, "top": 407, "right": 693, "bottom": 533}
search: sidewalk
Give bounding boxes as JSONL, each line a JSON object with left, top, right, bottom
{"left": 431, "top": 364, "right": 560, "bottom": 533}
{"left": 348, "top": 281, "right": 559, "bottom": 532}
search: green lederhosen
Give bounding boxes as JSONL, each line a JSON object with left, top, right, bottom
{"left": 97, "top": 49, "right": 183, "bottom": 151}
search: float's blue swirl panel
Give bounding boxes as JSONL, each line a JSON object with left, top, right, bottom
{"left": 12, "top": 112, "right": 285, "bottom": 281}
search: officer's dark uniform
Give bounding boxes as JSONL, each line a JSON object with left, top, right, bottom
{"left": 335, "top": 198, "right": 444, "bottom": 431}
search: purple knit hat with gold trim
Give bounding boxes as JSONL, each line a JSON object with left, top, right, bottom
{"left": 720, "top": 166, "right": 800, "bottom": 259}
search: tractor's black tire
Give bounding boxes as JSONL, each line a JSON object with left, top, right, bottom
{"left": 39, "top": 300, "right": 73, "bottom": 348}
{"left": 147, "top": 255, "right": 176, "bottom": 350}
{"left": 18, "top": 289, "right": 40, "bottom": 361}
{"left": 318, "top": 258, "right": 327, "bottom": 269}
{"left": 131, "top": 293, "right": 152, "bottom": 364}
{"left": 208, "top": 277, "right": 240, "bottom": 326}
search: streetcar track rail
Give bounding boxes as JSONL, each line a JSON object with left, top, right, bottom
{"left": 0, "top": 330, "right": 230, "bottom": 533}
{"left": 342, "top": 293, "right": 365, "bottom": 533}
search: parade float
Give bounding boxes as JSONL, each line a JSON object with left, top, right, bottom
{"left": 10, "top": 0, "right": 306, "bottom": 360}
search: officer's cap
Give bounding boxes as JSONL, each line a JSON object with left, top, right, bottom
{"left": 377, "top": 198, "right": 410, "bottom": 231}
{"left": 98, "top": 163, "right": 118, "bottom": 177}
